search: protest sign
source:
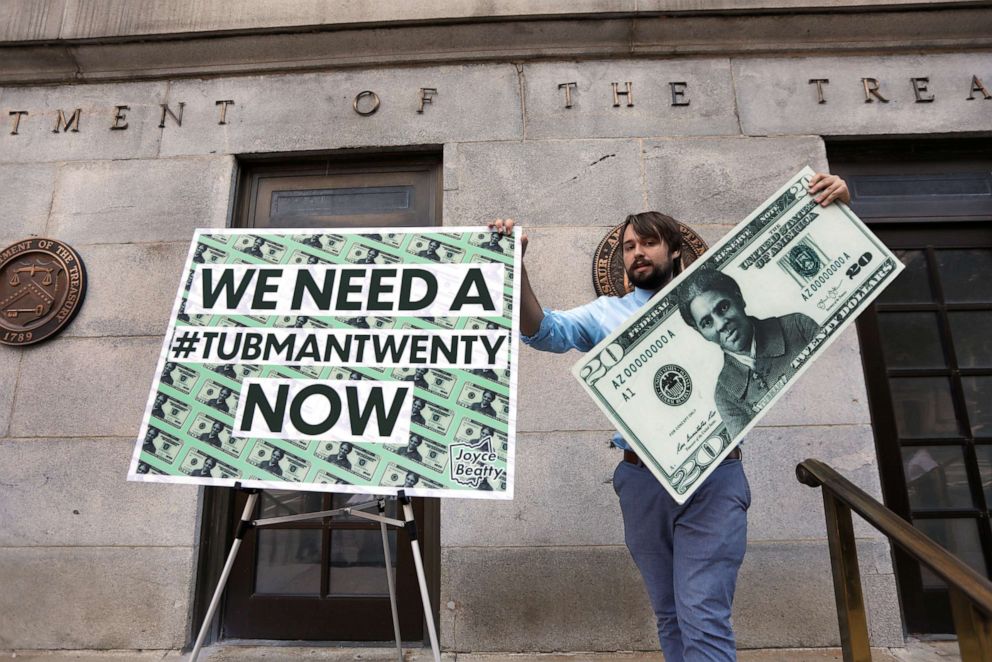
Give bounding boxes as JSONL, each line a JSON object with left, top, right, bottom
{"left": 573, "top": 167, "right": 903, "bottom": 503}
{"left": 129, "top": 228, "right": 519, "bottom": 499}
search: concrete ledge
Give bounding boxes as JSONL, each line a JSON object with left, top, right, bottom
{"left": 0, "top": 163, "right": 57, "bottom": 243}
{"left": 642, "top": 136, "right": 829, "bottom": 227}
{"left": 65, "top": 242, "right": 190, "bottom": 338}
{"left": 0, "top": 81, "right": 167, "bottom": 162}
{"left": 157, "top": 67, "right": 523, "bottom": 157}
{"left": 522, "top": 59, "right": 740, "bottom": 140}
{"left": 9, "top": 336, "right": 161, "bottom": 438}
{"left": 48, "top": 157, "right": 234, "bottom": 241}
{"left": 2, "top": 2, "right": 981, "bottom": 42}
{"left": 735, "top": 53, "right": 992, "bottom": 136}
{"left": 1, "top": 653, "right": 181, "bottom": 661}
{"left": 0, "top": 546, "right": 194, "bottom": 649}
{"left": 735, "top": 540, "right": 902, "bottom": 648}
{"left": 8, "top": 644, "right": 968, "bottom": 661}
{"left": 0, "top": 8, "right": 989, "bottom": 85}
{"left": 440, "top": 540, "right": 903, "bottom": 652}
{"left": 0, "top": 345, "right": 20, "bottom": 437}
{"left": 0, "top": 437, "right": 199, "bottom": 547}
{"left": 197, "top": 642, "right": 945, "bottom": 660}
{"left": 736, "top": 424, "right": 890, "bottom": 541}
{"left": 444, "top": 140, "right": 644, "bottom": 231}
{"left": 441, "top": 545, "right": 658, "bottom": 652}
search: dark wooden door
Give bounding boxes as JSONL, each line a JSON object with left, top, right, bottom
{"left": 243, "top": 160, "right": 439, "bottom": 230}
{"left": 203, "top": 155, "right": 441, "bottom": 642}
{"left": 224, "top": 491, "right": 426, "bottom": 640}
{"left": 858, "top": 225, "right": 992, "bottom": 633}
{"left": 832, "top": 142, "right": 992, "bottom": 634}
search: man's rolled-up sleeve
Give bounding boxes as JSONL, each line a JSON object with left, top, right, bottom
{"left": 520, "top": 301, "right": 602, "bottom": 354}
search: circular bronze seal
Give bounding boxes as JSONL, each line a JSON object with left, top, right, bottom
{"left": 0, "top": 238, "right": 87, "bottom": 346}
{"left": 593, "top": 221, "right": 709, "bottom": 297}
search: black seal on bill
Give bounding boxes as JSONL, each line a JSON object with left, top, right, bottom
{"left": 654, "top": 364, "right": 692, "bottom": 406}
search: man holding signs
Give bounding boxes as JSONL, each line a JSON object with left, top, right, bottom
{"left": 492, "top": 171, "right": 850, "bottom": 662}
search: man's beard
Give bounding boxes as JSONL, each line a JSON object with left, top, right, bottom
{"left": 626, "top": 261, "right": 673, "bottom": 290}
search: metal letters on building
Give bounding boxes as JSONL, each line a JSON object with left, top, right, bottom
{"left": 2, "top": 73, "right": 989, "bottom": 139}
{"left": 0, "top": 238, "right": 87, "bottom": 346}
{"left": 592, "top": 222, "right": 708, "bottom": 297}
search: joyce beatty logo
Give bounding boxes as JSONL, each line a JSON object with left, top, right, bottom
{"left": 654, "top": 364, "right": 692, "bottom": 406}
{"left": 449, "top": 434, "right": 504, "bottom": 490}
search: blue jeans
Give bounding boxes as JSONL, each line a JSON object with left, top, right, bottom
{"left": 613, "top": 457, "right": 750, "bottom": 662}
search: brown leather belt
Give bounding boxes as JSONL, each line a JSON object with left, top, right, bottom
{"left": 623, "top": 446, "right": 741, "bottom": 466}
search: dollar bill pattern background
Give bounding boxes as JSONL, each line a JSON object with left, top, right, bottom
{"left": 131, "top": 229, "right": 516, "bottom": 497}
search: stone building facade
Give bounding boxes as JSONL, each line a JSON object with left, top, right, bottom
{"left": 1, "top": 0, "right": 989, "bottom": 653}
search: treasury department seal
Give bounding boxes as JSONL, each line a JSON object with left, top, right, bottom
{"left": 0, "top": 238, "right": 87, "bottom": 346}
{"left": 654, "top": 364, "right": 692, "bottom": 406}
{"left": 593, "top": 221, "right": 708, "bottom": 297}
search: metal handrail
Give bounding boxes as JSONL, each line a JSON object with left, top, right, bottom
{"left": 797, "top": 458, "right": 992, "bottom": 614}
{"left": 796, "top": 458, "right": 992, "bottom": 662}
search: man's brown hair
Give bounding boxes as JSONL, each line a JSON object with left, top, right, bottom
{"left": 621, "top": 211, "right": 684, "bottom": 273}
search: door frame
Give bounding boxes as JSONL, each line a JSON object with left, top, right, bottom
{"left": 829, "top": 137, "right": 992, "bottom": 634}
{"left": 190, "top": 150, "right": 443, "bottom": 647}
{"left": 854, "top": 222, "right": 992, "bottom": 633}
{"left": 233, "top": 152, "right": 443, "bottom": 230}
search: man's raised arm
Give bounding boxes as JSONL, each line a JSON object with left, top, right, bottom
{"left": 489, "top": 218, "right": 543, "bottom": 336}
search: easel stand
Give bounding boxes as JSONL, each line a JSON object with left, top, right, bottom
{"left": 189, "top": 487, "right": 441, "bottom": 662}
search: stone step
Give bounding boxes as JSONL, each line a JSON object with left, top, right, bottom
{"left": 2, "top": 639, "right": 961, "bottom": 662}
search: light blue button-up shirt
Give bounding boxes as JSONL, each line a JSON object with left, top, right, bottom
{"left": 520, "top": 287, "right": 656, "bottom": 451}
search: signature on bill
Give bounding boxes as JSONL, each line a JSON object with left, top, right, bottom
{"left": 817, "top": 286, "right": 844, "bottom": 311}
{"left": 678, "top": 410, "right": 718, "bottom": 452}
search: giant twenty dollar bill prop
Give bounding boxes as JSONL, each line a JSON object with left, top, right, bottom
{"left": 573, "top": 167, "right": 903, "bottom": 504}
{"left": 128, "top": 227, "right": 520, "bottom": 499}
